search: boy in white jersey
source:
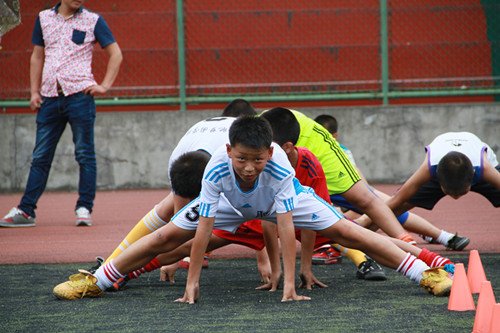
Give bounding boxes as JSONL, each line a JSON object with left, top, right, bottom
{"left": 383, "top": 132, "right": 500, "bottom": 214}
{"left": 357, "top": 132, "right": 499, "bottom": 241}
{"left": 53, "top": 116, "right": 453, "bottom": 303}
{"left": 314, "top": 115, "right": 470, "bottom": 251}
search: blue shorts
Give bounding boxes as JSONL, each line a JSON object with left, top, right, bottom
{"left": 330, "top": 193, "right": 410, "bottom": 224}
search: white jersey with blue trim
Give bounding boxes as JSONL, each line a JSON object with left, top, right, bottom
{"left": 426, "top": 132, "right": 498, "bottom": 183}
{"left": 168, "top": 117, "right": 235, "bottom": 176}
{"left": 199, "top": 142, "right": 302, "bottom": 220}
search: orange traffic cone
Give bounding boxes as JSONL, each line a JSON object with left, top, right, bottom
{"left": 489, "top": 303, "right": 500, "bottom": 333}
{"left": 468, "top": 250, "right": 488, "bottom": 294}
{"left": 472, "top": 281, "right": 496, "bottom": 333}
{"left": 448, "top": 263, "right": 475, "bottom": 311}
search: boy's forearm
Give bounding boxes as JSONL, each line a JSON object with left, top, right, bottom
{"left": 299, "top": 229, "right": 315, "bottom": 273}
{"left": 186, "top": 217, "right": 214, "bottom": 287}
{"left": 276, "top": 213, "right": 297, "bottom": 288}
{"left": 261, "top": 221, "right": 281, "bottom": 274}
{"left": 483, "top": 160, "right": 500, "bottom": 189}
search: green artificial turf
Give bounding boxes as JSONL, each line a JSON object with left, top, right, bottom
{"left": 2, "top": 254, "right": 499, "bottom": 332}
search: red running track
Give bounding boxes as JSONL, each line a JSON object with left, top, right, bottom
{"left": 0, "top": 185, "right": 498, "bottom": 264}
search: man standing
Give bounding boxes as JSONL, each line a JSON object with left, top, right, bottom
{"left": 0, "top": 0, "right": 122, "bottom": 227}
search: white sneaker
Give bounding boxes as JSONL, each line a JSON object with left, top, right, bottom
{"left": 75, "top": 207, "right": 92, "bottom": 226}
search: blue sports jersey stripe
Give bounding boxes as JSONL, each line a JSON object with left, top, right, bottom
{"left": 266, "top": 160, "right": 290, "bottom": 177}
{"left": 292, "top": 178, "right": 305, "bottom": 195}
{"left": 283, "top": 198, "right": 295, "bottom": 212}
{"left": 205, "top": 163, "right": 229, "bottom": 180}
{"left": 263, "top": 169, "right": 285, "bottom": 180}
{"left": 208, "top": 167, "right": 229, "bottom": 181}
{"left": 199, "top": 202, "right": 211, "bottom": 217}
{"left": 211, "top": 170, "right": 231, "bottom": 183}
{"left": 267, "top": 160, "right": 291, "bottom": 174}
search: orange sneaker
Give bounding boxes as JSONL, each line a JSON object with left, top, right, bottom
{"left": 312, "top": 245, "right": 342, "bottom": 265}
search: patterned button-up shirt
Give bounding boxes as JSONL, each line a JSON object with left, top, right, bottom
{"left": 32, "top": 4, "right": 116, "bottom": 97}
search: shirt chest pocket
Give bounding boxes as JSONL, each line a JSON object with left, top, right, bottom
{"left": 72, "top": 29, "right": 86, "bottom": 45}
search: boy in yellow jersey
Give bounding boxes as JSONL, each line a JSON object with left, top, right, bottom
{"left": 261, "top": 108, "right": 416, "bottom": 244}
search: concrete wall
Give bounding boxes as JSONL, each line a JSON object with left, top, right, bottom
{"left": 1, "top": 103, "right": 499, "bottom": 192}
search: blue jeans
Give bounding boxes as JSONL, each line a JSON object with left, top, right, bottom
{"left": 19, "top": 92, "right": 96, "bottom": 218}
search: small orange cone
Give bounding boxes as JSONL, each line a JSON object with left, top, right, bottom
{"left": 472, "top": 281, "right": 496, "bottom": 333}
{"left": 489, "top": 303, "right": 500, "bottom": 333}
{"left": 448, "top": 263, "right": 475, "bottom": 311}
{"left": 468, "top": 250, "right": 488, "bottom": 294}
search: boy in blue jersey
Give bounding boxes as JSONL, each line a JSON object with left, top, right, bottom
{"left": 54, "top": 116, "right": 453, "bottom": 303}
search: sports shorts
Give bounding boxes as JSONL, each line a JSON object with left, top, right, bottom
{"left": 172, "top": 191, "right": 343, "bottom": 233}
{"left": 212, "top": 219, "right": 265, "bottom": 251}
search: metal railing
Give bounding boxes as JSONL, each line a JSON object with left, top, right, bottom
{"left": 1, "top": 0, "right": 499, "bottom": 111}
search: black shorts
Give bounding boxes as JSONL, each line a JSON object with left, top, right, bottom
{"left": 409, "top": 165, "right": 500, "bottom": 210}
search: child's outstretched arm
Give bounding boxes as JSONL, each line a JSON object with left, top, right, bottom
{"left": 175, "top": 216, "right": 214, "bottom": 304}
{"left": 482, "top": 154, "right": 500, "bottom": 189}
{"left": 256, "top": 220, "right": 281, "bottom": 291}
{"left": 299, "top": 229, "right": 327, "bottom": 290}
{"left": 386, "top": 157, "right": 431, "bottom": 215}
{"left": 276, "top": 212, "right": 311, "bottom": 302}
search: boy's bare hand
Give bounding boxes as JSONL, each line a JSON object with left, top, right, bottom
{"left": 174, "top": 284, "right": 199, "bottom": 304}
{"left": 255, "top": 271, "right": 281, "bottom": 291}
{"left": 258, "top": 264, "right": 271, "bottom": 284}
{"left": 281, "top": 291, "right": 311, "bottom": 302}
{"left": 160, "top": 263, "right": 178, "bottom": 285}
{"left": 298, "top": 272, "right": 328, "bottom": 290}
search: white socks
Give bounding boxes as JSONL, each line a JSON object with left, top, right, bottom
{"left": 436, "top": 230, "right": 454, "bottom": 246}
{"left": 397, "top": 253, "right": 429, "bottom": 284}
{"left": 94, "top": 260, "right": 125, "bottom": 290}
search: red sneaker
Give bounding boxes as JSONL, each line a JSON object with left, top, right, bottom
{"left": 312, "top": 245, "right": 342, "bottom": 265}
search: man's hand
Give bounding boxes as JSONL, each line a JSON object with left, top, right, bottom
{"left": 30, "top": 92, "right": 42, "bottom": 111}
{"left": 299, "top": 272, "right": 328, "bottom": 290}
{"left": 84, "top": 84, "right": 108, "bottom": 96}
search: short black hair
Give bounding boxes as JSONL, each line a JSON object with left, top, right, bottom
{"left": 260, "top": 107, "right": 300, "bottom": 145}
{"left": 169, "top": 151, "right": 211, "bottom": 199}
{"left": 436, "top": 151, "right": 474, "bottom": 196}
{"left": 314, "top": 114, "right": 338, "bottom": 135}
{"left": 228, "top": 115, "right": 273, "bottom": 149}
{"left": 221, "top": 99, "right": 257, "bottom": 117}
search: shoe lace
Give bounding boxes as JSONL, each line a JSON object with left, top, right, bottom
{"left": 359, "top": 260, "right": 373, "bottom": 273}
{"left": 67, "top": 273, "right": 94, "bottom": 298}
{"left": 76, "top": 207, "right": 90, "bottom": 218}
